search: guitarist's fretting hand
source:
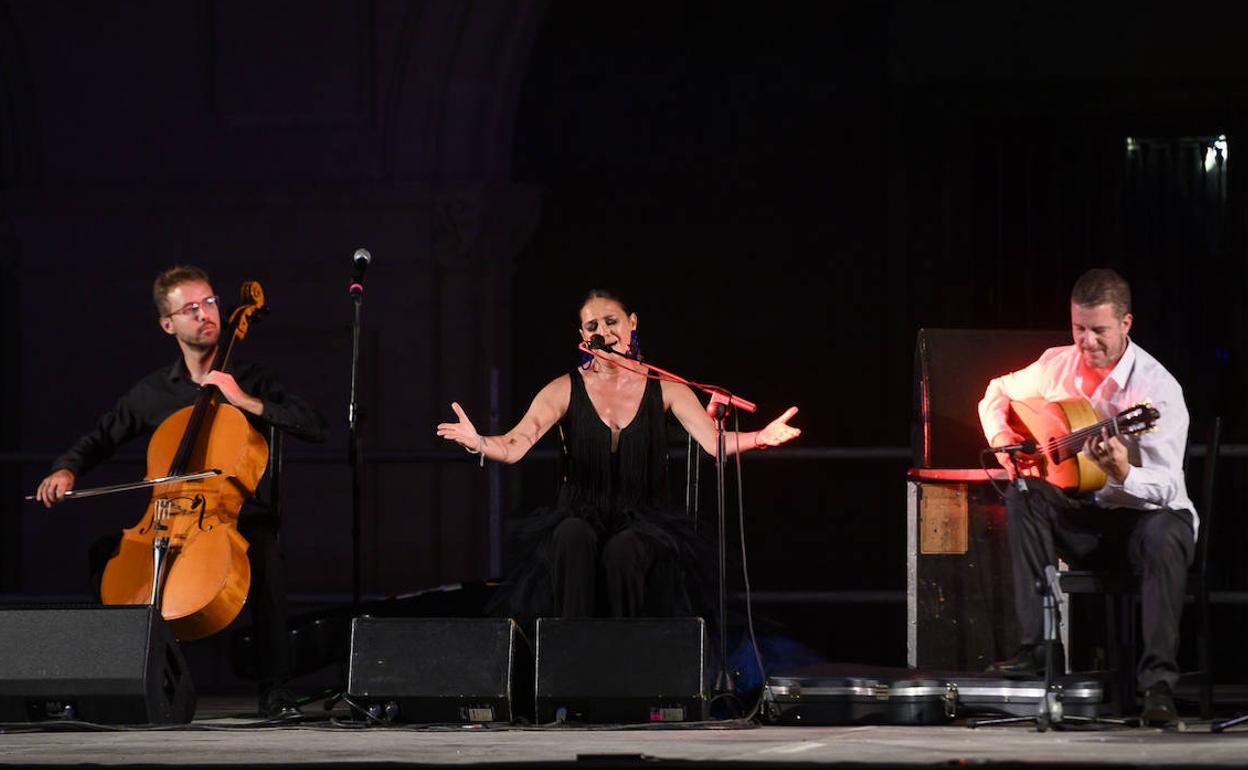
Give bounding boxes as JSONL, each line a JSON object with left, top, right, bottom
{"left": 990, "top": 430, "right": 1042, "bottom": 480}
{"left": 1083, "top": 427, "right": 1130, "bottom": 484}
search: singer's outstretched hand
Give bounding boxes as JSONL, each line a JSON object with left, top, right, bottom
{"left": 755, "top": 406, "right": 802, "bottom": 448}
{"left": 436, "top": 402, "right": 482, "bottom": 450}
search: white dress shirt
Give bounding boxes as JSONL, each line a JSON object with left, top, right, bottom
{"left": 978, "top": 339, "right": 1197, "bottom": 535}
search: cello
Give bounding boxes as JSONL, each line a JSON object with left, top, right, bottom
{"left": 98, "top": 282, "right": 271, "bottom": 640}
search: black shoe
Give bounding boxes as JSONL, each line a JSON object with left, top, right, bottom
{"left": 1141, "top": 682, "right": 1179, "bottom": 727}
{"left": 260, "top": 686, "right": 302, "bottom": 719}
{"left": 987, "top": 644, "right": 1063, "bottom": 678}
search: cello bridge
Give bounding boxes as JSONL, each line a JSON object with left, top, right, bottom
{"left": 153, "top": 496, "right": 200, "bottom": 521}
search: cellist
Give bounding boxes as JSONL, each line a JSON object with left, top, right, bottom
{"left": 35, "top": 265, "right": 328, "bottom": 718}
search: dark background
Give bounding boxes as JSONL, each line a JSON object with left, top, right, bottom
{"left": 1, "top": 1, "right": 1245, "bottom": 691}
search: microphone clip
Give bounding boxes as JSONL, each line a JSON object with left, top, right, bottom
{"left": 992, "top": 439, "right": 1038, "bottom": 455}
{"left": 349, "top": 248, "right": 371, "bottom": 299}
{"left": 587, "top": 335, "right": 642, "bottom": 362}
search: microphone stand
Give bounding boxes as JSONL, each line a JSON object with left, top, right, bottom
{"left": 709, "top": 396, "right": 732, "bottom": 695}
{"left": 580, "top": 342, "right": 755, "bottom": 701}
{"left": 969, "top": 447, "right": 1130, "bottom": 731}
{"left": 1213, "top": 712, "right": 1248, "bottom": 732}
{"left": 348, "top": 279, "right": 365, "bottom": 612}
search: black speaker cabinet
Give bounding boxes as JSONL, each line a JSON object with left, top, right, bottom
{"left": 346, "top": 617, "right": 518, "bottom": 723}
{"left": 913, "top": 328, "right": 1069, "bottom": 468}
{"left": 0, "top": 605, "right": 196, "bottom": 724}
{"left": 535, "top": 617, "right": 706, "bottom": 724}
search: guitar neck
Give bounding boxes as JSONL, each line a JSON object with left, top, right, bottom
{"left": 1048, "top": 413, "right": 1120, "bottom": 456}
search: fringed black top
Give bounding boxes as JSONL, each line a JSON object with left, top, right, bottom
{"left": 557, "top": 368, "right": 670, "bottom": 533}
{"left": 489, "top": 369, "right": 709, "bottom": 621}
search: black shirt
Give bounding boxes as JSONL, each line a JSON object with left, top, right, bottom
{"left": 52, "top": 358, "right": 328, "bottom": 517}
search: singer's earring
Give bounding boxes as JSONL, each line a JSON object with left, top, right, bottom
{"left": 629, "top": 330, "right": 641, "bottom": 357}
{"left": 579, "top": 349, "right": 593, "bottom": 370}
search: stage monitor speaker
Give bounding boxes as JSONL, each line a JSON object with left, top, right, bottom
{"left": 346, "top": 617, "right": 518, "bottom": 723}
{"left": 0, "top": 605, "right": 196, "bottom": 724}
{"left": 912, "top": 328, "right": 1069, "bottom": 468}
{"left": 535, "top": 617, "right": 706, "bottom": 724}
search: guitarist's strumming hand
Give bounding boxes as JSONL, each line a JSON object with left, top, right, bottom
{"left": 1083, "top": 427, "right": 1130, "bottom": 484}
{"left": 990, "top": 430, "right": 1041, "bottom": 480}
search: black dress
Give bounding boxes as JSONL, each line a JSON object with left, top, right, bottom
{"left": 491, "top": 369, "right": 708, "bottom": 621}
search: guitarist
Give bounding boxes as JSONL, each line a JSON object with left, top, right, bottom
{"left": 978, "top": 268, "right": 1195, "bottom": 726}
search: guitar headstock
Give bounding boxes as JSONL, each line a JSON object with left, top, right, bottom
{"left": 1115, "top": 401, "right": 1161, "bottom": 437}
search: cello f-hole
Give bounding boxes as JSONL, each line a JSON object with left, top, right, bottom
{"left": 193, "top": 494, "right": 210, "bottom": 530}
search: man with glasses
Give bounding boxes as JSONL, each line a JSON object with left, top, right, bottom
{"left": 35, "top": 265, "right": 328, "bottom": 718}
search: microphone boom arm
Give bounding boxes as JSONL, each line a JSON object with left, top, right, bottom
{"left": 577, "top": 341, "right": 756, "bottom": 413}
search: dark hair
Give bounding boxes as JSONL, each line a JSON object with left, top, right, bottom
{"left": 1071, "top": 268, "right": 1131, "bottom": 318}
{"left": 580, "top": 288, "right": 632, "bottom": 318}
{"left": 153, "top": 265, "right": 211, "bottom": 315}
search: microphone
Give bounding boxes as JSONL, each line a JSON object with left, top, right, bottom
{"left": 991, "top": 438, "right": 1037, "bottom": 454}
{"left": 349, "top": 248, "right": 371, "bottom": 298}
{"left": 586, "top": 334, "right": 642, "bottom": 361}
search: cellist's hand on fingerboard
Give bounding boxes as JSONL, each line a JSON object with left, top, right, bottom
{"left": 202, "top": 371, "right": 264, "bottom": 416}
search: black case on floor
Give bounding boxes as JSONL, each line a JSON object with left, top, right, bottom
{"left": 948, "top": 675, "right": 1103, "bottom": 718}
{"left": 762, "top": 676, "right": 891, "bottom": 725}
{"left": 886, "top": 679, "right": 958, "bottom": 725}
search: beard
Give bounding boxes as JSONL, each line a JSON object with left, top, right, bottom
{"left": 1081, "top": 340, "right": 1125, "bottom": 370}
{"left": 179, "top": 323, "right": 220, "bottom": 353}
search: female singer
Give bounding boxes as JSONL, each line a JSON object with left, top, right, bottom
{"left": 437, "top": 289, "right": 800, "bottom": 618}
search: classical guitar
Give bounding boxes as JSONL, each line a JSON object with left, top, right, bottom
{"left": 1007, "top": 398, "right": 1160, "bottom": 493}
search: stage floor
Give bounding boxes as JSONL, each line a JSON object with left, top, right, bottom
{"left": 2, "top": 698, "right": 1248, "bottom": 768}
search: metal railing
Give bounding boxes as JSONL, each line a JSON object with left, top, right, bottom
{"left": 4, "top": 443, "right": 1243, "bottom": 605}
{"left": 3, "top": 443, "right": 1240, "bottom": 467}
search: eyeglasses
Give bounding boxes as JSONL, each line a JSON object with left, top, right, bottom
{"left": 164, "top": 295, "right": 220, "bottom": 319}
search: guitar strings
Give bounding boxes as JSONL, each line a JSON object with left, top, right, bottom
{"left": 1041, "top": 409, "right": 1149, "bottom": 458}
{"left": 1044, "top": 418, "right": 1120, "bottom": 456}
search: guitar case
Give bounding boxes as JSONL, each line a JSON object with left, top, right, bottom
{"left": 762, "top": 676, "right": 957, "bottom": 726}
{"left": 762, "top": 672, "right": 1102, "bottom": 724}
{"left": 887, "top": 678, "right": 958, "bottom": 724}
{"left": 762, "top": 676, "right": 890, "bottom": 725}
{"left": 947, "top": 674, "right": 1103, "bottom": 718}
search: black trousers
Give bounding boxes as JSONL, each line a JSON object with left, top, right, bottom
{"left": 89, "top": 515, "right": 289, "bottom": 695}
{"left": 1005, "top": 480, "right": 1195, "bottom": 691}
{"left": 236, "top": 516, "right": 289, "bottom": 693}
{"left": 549, "top": 517, "right": 654, "bottom": 618}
